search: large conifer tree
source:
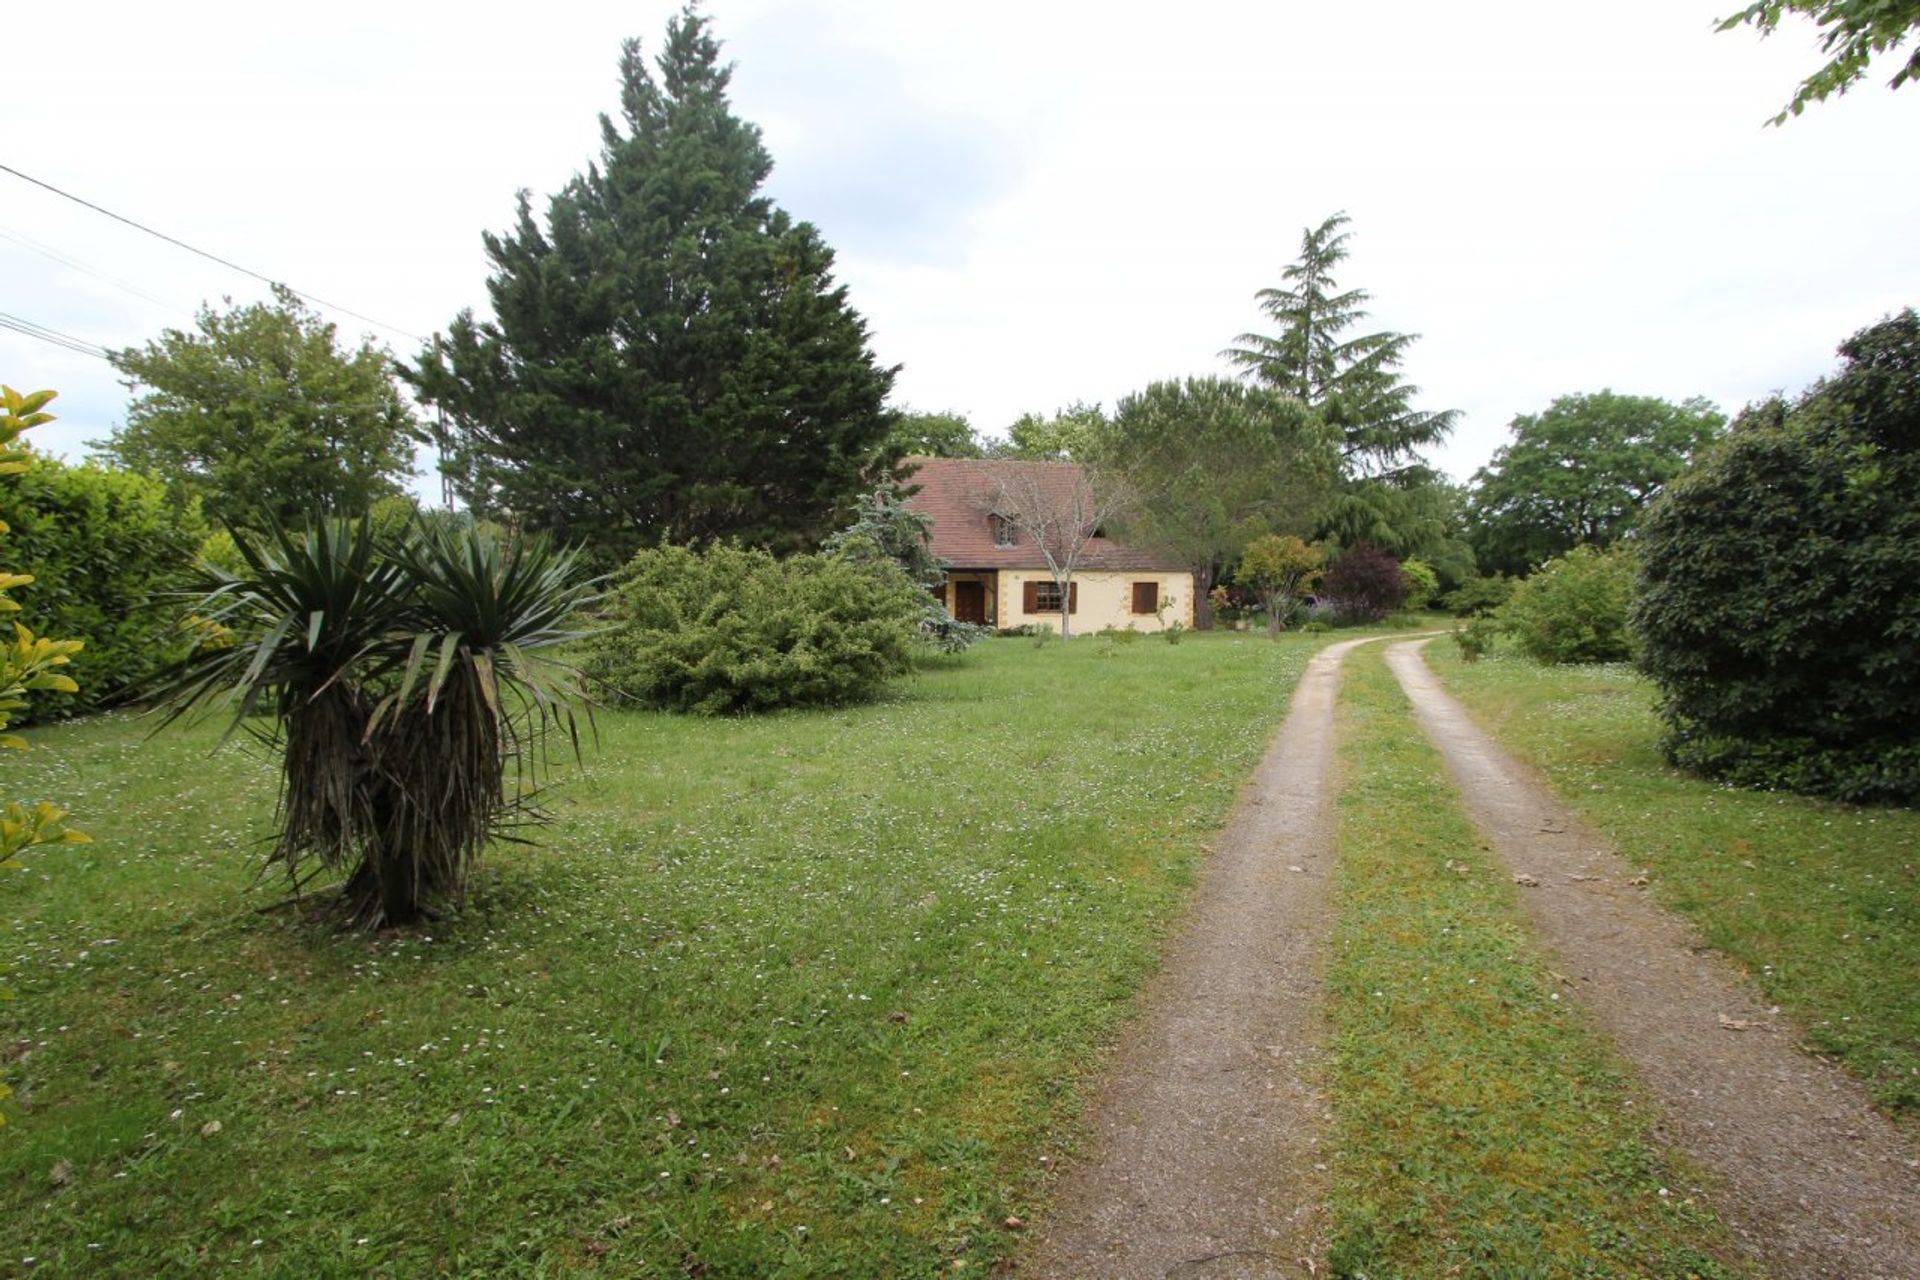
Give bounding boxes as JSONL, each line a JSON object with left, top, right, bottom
{"left": 1226, "top": 212, "right": 1471, "bottom": 581}
{"left": 1226, "top": 211, "right": 1455, "bottom": 479}
{"left": 411, "top": 10, "right": 897, "bottom": 561}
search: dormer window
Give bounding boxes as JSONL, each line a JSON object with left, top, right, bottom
{"left": 992, "top": 514, "right": 1017, "bottom": 547}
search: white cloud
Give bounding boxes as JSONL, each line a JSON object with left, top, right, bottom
{"left": 4, "top": 0, "right": 1914, "bottom": 493}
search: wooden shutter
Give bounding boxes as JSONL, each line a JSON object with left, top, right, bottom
{"left": 1132, "top": 581, "right": 1157, "bottom": 614}
{"left": 1023, "top": 581, "right": 1040, "bottom": 613}
{"left": 1068, "top": 582, "right": 1078, "bottom": 613}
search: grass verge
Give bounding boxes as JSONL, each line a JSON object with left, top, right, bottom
{"left": 1425, "top": 646, "right": 1920, "bottom": 1127}
{"left": 1325, "top": 646, "right": 1753, "bottom": 1278}
{"left": 2, "top": 634, "right": 1309, "bottom": 1277}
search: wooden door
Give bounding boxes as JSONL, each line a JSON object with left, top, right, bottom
{"left": 952, "top": 580, "right": 987, "bottom": 624}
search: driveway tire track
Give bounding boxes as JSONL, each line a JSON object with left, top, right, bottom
{"left": 1385, "top": 638, "right": 1920, "bottom": 1279}
{"left": 1020, "top": 637, "right": 1381, "bottom": 1279}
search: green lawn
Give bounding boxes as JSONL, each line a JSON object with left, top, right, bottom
{"left": 1324, "top": 647, "right": 1752, "bottom": 1278}
{"left": 1, "top": 634, "right": 1313, "bottom": 1278}
{"left": 1425, "top": 645, "right": 1920, "bottom": 1127}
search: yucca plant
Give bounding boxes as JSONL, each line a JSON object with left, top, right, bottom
{"left": 156, "top": 516, "right": 598, "bottom": 929}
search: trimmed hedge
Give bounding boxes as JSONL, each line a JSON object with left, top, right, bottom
{"left": 4, "top": 459, "right": 207, "bottom": 719}
{"left": 1631, "top": 310, "right": 1920, "bottom": 804}
{"left": 585, "top": 543, "right": 927, "bottom": 714}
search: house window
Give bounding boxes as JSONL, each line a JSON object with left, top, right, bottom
{"left": 1023, "top": 580, "right": 1078, "bottom": 613}
{"left": 991, "top": 514, "right": 1017, "bottom": 547}
{"left": 1131, "top": 581, "right": 1159, "bottom": 614}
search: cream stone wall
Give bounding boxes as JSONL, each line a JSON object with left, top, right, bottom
{"left": 996, "top": 569, "right": 1194, "bottom": 634}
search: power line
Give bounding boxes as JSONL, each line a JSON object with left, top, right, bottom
{"left": 0, "top": 309, "right": 112, "bottom": 361}
{"left": 0, "top": 161, "right": 427, "bottom": 345}
{"left": 0, "top": 221, "right": 192, "bottom": 317}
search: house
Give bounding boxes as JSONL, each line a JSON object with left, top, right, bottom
{"left": 902, "top": 457, "right": 1195, "bottom": 634}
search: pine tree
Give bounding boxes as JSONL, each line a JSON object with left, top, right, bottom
{"left": 1226, "top": 212, "right": 1456, "bottom": 479}
{"left": 410, "top": 9, "right": 897, "bottom": 562}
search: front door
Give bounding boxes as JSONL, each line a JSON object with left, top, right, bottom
{"left": 952, "top": 579, "right": 987, "bottom": 625}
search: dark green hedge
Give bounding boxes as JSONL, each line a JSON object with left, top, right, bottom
{"left": 4, "top": 459, "right": 208, "bottom": 720}
{"left": 1631, "top": 311, "right": 1920, "bottom": 804}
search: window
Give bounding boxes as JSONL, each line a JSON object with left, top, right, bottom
{"left": 1023, "top": 580, "right": 1077, "bottom": 613}
{"left": 1131, "top": 581, "right": 1159, "bottom": 614}
{"left": 991, "top": 514, "right": 1017, "bottom": 547}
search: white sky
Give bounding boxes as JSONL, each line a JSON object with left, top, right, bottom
{"left": 4, "top": 0, "right": 1916, "bottom": 497}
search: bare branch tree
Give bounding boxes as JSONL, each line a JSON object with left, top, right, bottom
{"left": 974, "top": 463, "right": 1134, "bottom": 639}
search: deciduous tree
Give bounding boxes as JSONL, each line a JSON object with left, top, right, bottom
{"left": 976, "top": 464, "right": 1131, "bottom": 640}
{"left": 1719, "top": 0, "right": 1920, "bottom": 122}
{"left": 1466, "top": 391, "right": 1725, "bottom": 577}
{"left": 1097, "top": 377, "right": 1334, "bottom": 628}
{"left": 890, "top": 409, "right": 984, "bottom": 459}
{"left": 410, "top": 9, "right": 897, "bottom": 562}
{"left": 1235, "top": 534, "right": 1322, "bottom": 636}
{"left": 102, "top": 287, "right": 419, "bottom": 529}
{"left": 991, "top": 402, "right": 1108, "bottom": 461}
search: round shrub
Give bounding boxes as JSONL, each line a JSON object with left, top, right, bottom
{"left": 585, "top": 543, "right": 926, "bottom": 714}
{"left": 1632, "top": 311, "right": 1920, "bottom": 804}
{"left": 1498, "top": 545, "right": 1636, "bottom": 665}
{"left": 1399, "top": 557, "right": 1439, "bottom": 609}
{"left": 5, "top": 459, "right": 207, "bottom": 718}
{"left": 1320, "top": 542, "right": 1408, "bottom": 624}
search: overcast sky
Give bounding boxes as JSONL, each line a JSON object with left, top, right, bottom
{"left": 5, "top": 0, "right": 1916, "bottom": 497}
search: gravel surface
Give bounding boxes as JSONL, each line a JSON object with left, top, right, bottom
{"left": 1387, "top": 638, "right": 1920, "bottom": 1280}
{"left": 1017, "top": 637, "right": 1382, "bottom": 1279}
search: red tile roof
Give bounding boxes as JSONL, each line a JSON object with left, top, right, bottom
{"left": 901, "top": 457, "right": 1188, "bottom": 572}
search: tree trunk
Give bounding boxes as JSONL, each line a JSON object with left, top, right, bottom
{"left": 1194, "top": 563, "right": 1216, "bottom": 631}
{"left": 1057, "top": 573, "right": 1072, "bottom": 640}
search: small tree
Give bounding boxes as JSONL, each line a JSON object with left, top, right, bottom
{"left": 976, "top": 463, "right": 1131, "bottom": 639}
{"left": 1236, "top": 534, "right": 1322, "bottom": 636}
{"left": 154, "top": 519, "right": 598, "bottom": 929}
{"left": 1320, "top": 541, "right": 1408, "bottom": 624}
{"left": 102, "top": 286, "right": 420, "bottom": 529}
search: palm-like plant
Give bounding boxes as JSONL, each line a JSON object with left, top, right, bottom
{"left": 157, "top": 517, "right": 598, "bottom": 929}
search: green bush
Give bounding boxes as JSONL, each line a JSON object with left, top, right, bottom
{"left": 585, "top": 543, "right": 926, "bottom": 714}
{"left": 1498, "top": 545, "right": 1635, "bottom": 665}
{"left": 1632, "top": 311, "right": 1920, "bottom": 804}
{"left": 1399, "top": 557, "right": 1439, "bottom": 608}
{"left": 1441, "top": 574, "right": 1514, "bottom": 617}
{"left": 6, "top": 457, "right": 207, "bottom": 718}
{"left": 1452, "top": 615, "right": 1500, "bottom": 662}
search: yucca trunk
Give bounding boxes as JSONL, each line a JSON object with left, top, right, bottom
{"left": 340, "top": 662, "right": 508, "bottom": 928}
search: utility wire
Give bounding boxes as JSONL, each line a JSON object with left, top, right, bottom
{"left": 0, "top": 221, "right": 192, "bottom": 317}
{"left": 0, "top": 161, "right": 427, "bottom": 345}
{"left": 0, "top": 309, "right": 112, "bottom": 361}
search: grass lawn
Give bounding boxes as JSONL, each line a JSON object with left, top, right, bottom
{"left": 2, "top": 633, "right": 1314, "bottom": 1277}
{"left": 1425, "top": 645, "right": 1920, "bottom": 1128}
{"left": 1325, "top": 646, "right": 1753, "bottom": 1277}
